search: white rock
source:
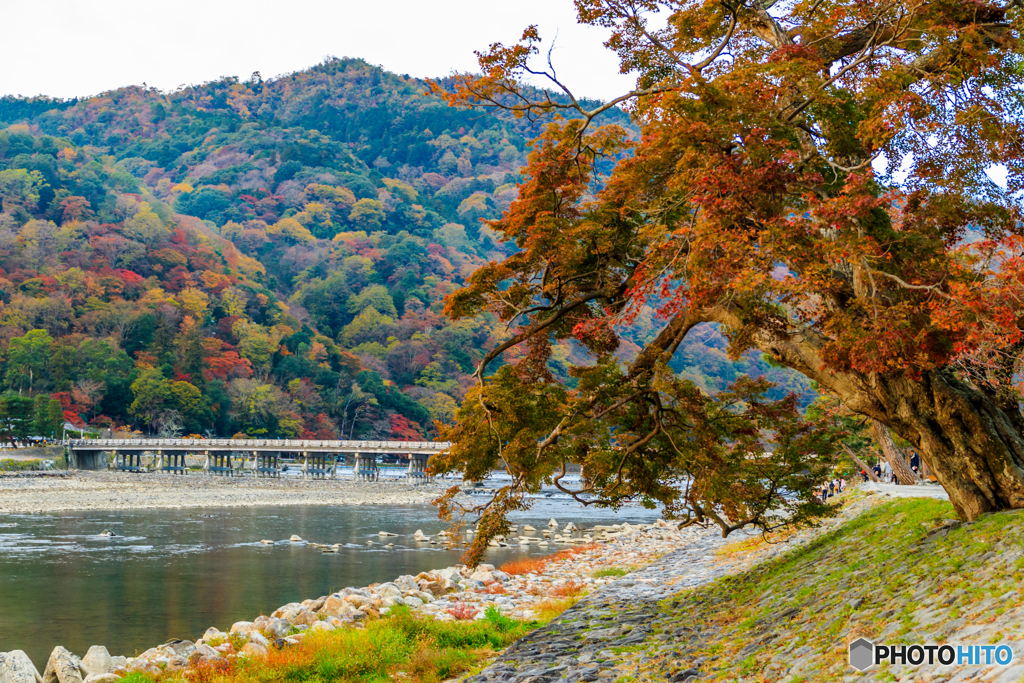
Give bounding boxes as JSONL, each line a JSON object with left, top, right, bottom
{"left": 83, "top": 675, "right": 119, "bottom": 683}
{"left": 548, "top": 518, "right": 558, "bottom": 527}
{"left": 240, "top": 642, "right": 267, "bottom": 658}
{"left": 44, "top": 646, "right": 83, "bottom": 683}
{"left": 377, "top": 531, "right": 398, "bottom": 537}
{"left": 289, "top": 535, "right": 303, "bottom": 542}
{"left": 309, "top": 621, "right": 335, "bottom": 632}
{"left": 81, "top": 647, "right": 113, "bottom": 677}
{"left": 523, "top": 525, "right": 536, "bottom": 532}
{"left": 229, "top": 621, "right": 254, "bottom": 633}
{"left": 203, "top": 627, "right": 227, "bottom": 641}
{"left": 1, "top": 650, "right": 43, "bottom": 683}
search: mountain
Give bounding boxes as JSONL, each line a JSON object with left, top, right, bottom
{"left": 0, "top": 57, "right": 811, "bottom": 440}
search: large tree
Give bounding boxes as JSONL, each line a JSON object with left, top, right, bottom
{"left": 432, "top": 0, "right": 1024, "bottom": 545}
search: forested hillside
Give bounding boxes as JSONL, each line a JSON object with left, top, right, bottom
{"left": 0, "top": 58, "right": 811, "bottom": 440}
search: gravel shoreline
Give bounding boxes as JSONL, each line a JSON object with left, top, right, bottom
{"left": 0, "top": 471, "right": 447, "bottom": 514}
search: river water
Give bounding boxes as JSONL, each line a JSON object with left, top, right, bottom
{"left": 0, "top": 499, "right": 661, "bottom": 666}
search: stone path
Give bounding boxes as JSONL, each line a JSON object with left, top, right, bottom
{"left": 860, "top": 481, "right": 950, "bottom": 499}
{"left": 464, "top": 492, "right": 888, "bottom": 683}
{"left": 464, "top": 525, "right": 762, "bottom": 683}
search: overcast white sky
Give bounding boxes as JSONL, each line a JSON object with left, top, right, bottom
{"left": 1, "top": 0, "right": 637, "bottom": 102}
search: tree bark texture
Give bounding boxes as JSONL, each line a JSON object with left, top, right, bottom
{"left": 705, "top": 310, "right": 1024, "bottom": 521}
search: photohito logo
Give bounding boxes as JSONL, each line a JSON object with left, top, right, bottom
{"left": 849, "top": 638, "right": 1014, "bottom": 672}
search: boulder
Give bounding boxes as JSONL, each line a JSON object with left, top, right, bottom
{"left": 107, "top": 658, "right": 126, "bottom": 673}
{"left": 79, "top": 647, "right": 112, "bottom": 678}
{"left": 477, "top": 564, "right": 496, "bottom": 572}
{"left": 1, "top": 650, "right": 43, "bottom": 683}
{"left": 548, "top": 518, "right": 558, "bottom": 527}
{"left": 394, "top": 575, "right": 419, "bottom": 591}
{"left": 375, "top": 583, "right": 403, "bottom": 600}
{"left": 407, "top": 590, "right": 434, "bottom": 604}
{"left": 43, "top": 646, "right": 82, "bottom": 683}
{"left": 192, "top": 644, "right": 221, "bottom": 661}
{"left": 377, "top": 531, "right": 398, "bottom": 537}
{"left": 240, "top": 642, "right": 267, "bottom": 658}
{"left": 82, "top": 675, "right": 119, "bottom": 683}
{"left": 259, "top": 539, "right": 273, "bottom": 544}
{"left": 202, "top": 627, "right": 227, "bottom": 642}
{"left": 247, "top": 631, "right": 270, "bottom": 648}
{"left": 470, "top": 570, "right": 495, "bottom": 583}
{"left": 321, "top": 595, "right": 355, "bottom": 618}
{"left": 163, "top": 641, "right": 196, "bottom": 659}
{"left": 523, "top": 525, "right": 536, "bottom": 532}
{"left": 303, "top": 596, "right": 327, "bottom": 612}
{"left": 264, "top": 618, "right": 292, "bottom": 638}
{"left": 229, "top": 621, "right": 254, "bottom": 634}
{"left": 289, "top": 535, "right": 303, "bottom": 542}
{"left": 309, "top": 621, "right": 334, "bottom": 633}
{"left": 419, "top": 580, "right": 445, "bottom": 597}
{"left": 272, "top": 603, "right": 301, "bottom": 619}
{"left": 291, "top": 609, "right": 318, "bottom": 627}
{"left": 343, "top": 594, "right": 369, "bottom": 609}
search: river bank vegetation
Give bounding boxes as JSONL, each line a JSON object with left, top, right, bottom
{"left": 118, "top": 604, "right": 546, "bottom": 683}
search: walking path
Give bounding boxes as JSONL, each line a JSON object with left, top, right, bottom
{"left": 464, "top": 485, "right": 968, "bottom": 683}
{"left": 859, "top": 481, "right": 950, "bottom": 499}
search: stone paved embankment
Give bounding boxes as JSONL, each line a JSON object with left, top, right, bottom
{"left": 465, "top": 493, "right": 887, "bottom": 683}
{"left": 464, "top": 527, "right": 762, "bottom": 683}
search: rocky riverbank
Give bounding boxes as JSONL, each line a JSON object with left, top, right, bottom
{"left": 0, "top": 470, "right": 447, "bottom": 514}
{"left": 6, "top": 484, "right": 1020, "bottom": 683}
{"left": 0, "top": 514, "right": 715, "bottom": 682}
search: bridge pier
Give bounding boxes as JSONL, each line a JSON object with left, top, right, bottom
{"left": 207, "top": 451, "right": 234, "bottom": 476}
{"left": 406, "top": 453, "right": 430, "bottom": 482}
{"left": 113, "top": 451, "right": 145, "bottom": 472}
{"left": 254, "top": 452, "right": 280, "bottom": 478}
{"left": 353, "top": 453, "right": 378, "bottom": 481}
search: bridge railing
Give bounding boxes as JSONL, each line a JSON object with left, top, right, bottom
{"left": 67, "top": 438, "right": 451, "bottom": 451}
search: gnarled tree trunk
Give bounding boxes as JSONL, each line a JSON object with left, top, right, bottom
{"left": 714, "top": 312, "right": 1024, "bottom": 521}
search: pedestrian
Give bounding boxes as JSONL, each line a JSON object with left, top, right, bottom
{"left": 882, "top": 460, "right": 893, "bottom": 483}
{"left": 829, "top": 480, "right": 836, "bottom": 496}
{"left": 861, "top": 469, "right": 868, "bottom": 482}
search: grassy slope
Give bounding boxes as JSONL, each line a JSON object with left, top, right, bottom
{"left": 644, "top": 495, "right": 1024, "bottom": 682}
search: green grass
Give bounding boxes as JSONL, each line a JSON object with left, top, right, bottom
{"left": 125, "top": 604, "right": 552, "bottom": 683}
{"left": 592, "top": 566, "right": 633, "bottom": 579}
{"left": 642, "top": 498, "right": 1024, "bottom": 681}
{"left": 0, "top": 459, "right": 41, "bottom": 472}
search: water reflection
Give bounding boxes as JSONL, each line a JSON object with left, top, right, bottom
{"left": 0, "top": 501, "right": 659, "bottom": 666}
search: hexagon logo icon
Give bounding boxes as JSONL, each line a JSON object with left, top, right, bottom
{"left": 849, "top": 637, "right": 874, "bottom": 671}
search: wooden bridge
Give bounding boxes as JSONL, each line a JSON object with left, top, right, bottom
{"left": 66, "top": 438, "right": 449, "bottom": 481}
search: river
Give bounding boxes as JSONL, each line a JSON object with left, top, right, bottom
{"left": 0, "top": 499, "right": 661, "bottom": 666}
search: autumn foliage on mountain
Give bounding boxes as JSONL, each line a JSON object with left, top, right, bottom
{"left": 0, "top": 58, "right": 805, "bottom": 441}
